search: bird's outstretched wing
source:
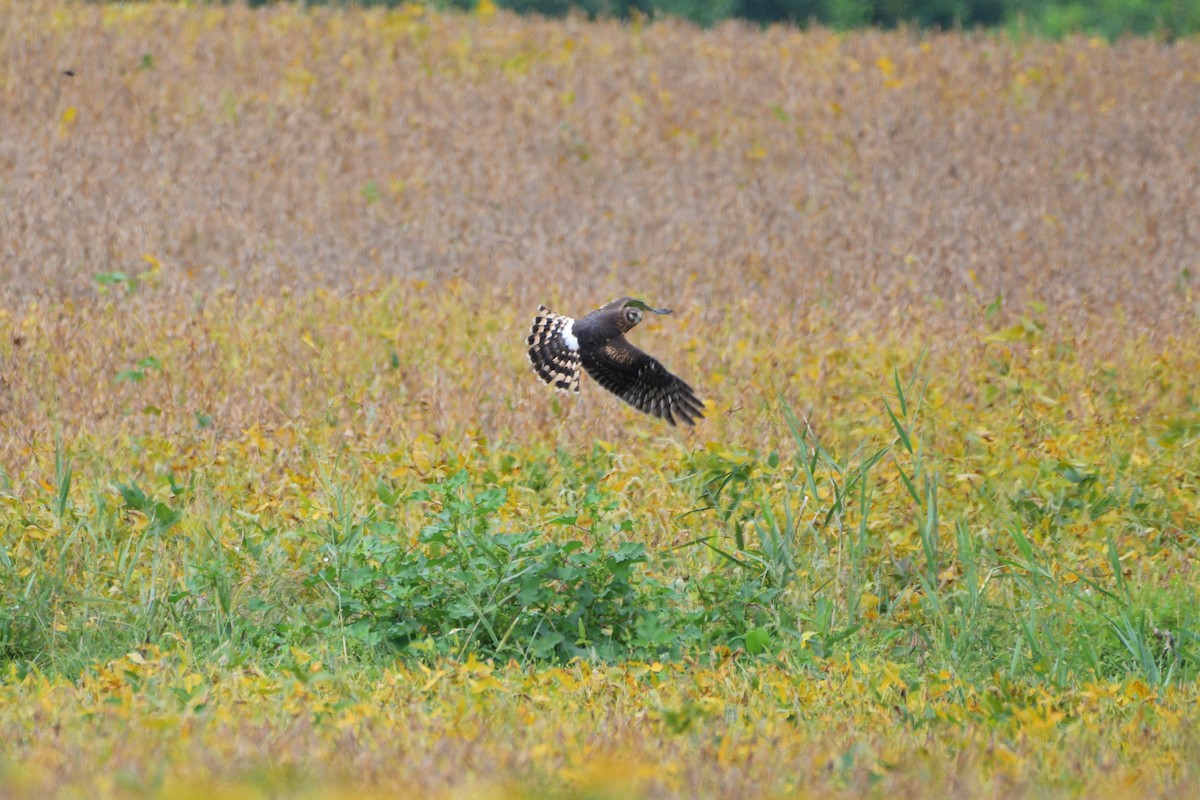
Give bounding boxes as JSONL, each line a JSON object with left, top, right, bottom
{"left": 527, "top": 306, "right": 581, "bottom": 393}
{"left": 580, "top": 337, "right": 704, "bottom": 426}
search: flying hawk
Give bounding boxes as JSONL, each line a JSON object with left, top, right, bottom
{"left": 526, "top": 297, "right": 704, "bottom": 426}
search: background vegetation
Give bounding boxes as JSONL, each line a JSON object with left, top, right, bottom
{"left": 249, "top": 0, "right": 1200, "bottom": 38}
{"left": 2, "top": 0, "right": 1199, "bottom": 796}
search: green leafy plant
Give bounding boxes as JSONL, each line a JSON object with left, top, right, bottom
{"left": 311, "top": 470, "right": 655, "bottom": 663}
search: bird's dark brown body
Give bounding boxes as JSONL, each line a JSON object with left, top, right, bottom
{"left": 526, "top": 297, "right": 705, "bottom": 426}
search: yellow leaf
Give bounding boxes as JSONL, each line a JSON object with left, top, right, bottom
{"left": 984, "top": 324, "right": 1029, "bottom": 343}
{"left": 141, "top": 715, "right": 182, "bottom": 730}
{"left": 58, "top": 106, "right": 77, "bottom": 137}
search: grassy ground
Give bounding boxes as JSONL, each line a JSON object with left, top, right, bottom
{"left": 2, "top": 1, "right": 1199, "bottom": 797}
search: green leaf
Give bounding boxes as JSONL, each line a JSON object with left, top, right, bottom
{"left": 745, "top": 626, "right": 771, "bottom": 655}
{"left": 883, "top": 396, "right": 912, "bottom": 454}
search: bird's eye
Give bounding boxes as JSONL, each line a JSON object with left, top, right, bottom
{"left": 625, "top": 308, "right": 642, "bottom": 323}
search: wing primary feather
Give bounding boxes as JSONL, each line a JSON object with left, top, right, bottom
{"left": 577, "top": 336, "right": 704, "bottom": 426}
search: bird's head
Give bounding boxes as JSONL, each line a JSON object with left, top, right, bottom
{"left": 609, "top": 297, "right": 673, "bottom": 332}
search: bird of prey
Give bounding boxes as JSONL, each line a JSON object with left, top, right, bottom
{"left": 526, "top": 297, "right": 705, "bottom": 426}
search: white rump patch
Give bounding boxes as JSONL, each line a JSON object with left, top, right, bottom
{"left": 561, "top": 319, "right": 579, "bottom": 351}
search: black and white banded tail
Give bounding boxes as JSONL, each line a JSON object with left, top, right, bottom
{"left": 527, "top": 306, "right": 581, "bottom": 393}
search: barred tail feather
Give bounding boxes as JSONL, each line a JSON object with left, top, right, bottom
{"left": 527, "top": 306, "right": 582, "bottom": 394}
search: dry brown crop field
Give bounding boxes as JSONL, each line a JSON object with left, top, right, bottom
{"left": 3, "top": 1, "right": 1199, "bottom": 324}
{"left": 2, "top": 2, "right": 1200, "bottom": 798}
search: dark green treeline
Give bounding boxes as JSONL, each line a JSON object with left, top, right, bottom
{"left": 240, "top": 0, "right": 1199, "bottom": 39}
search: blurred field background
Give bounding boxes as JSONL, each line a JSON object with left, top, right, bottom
{"left": 2, "top": 1, "right": 1200, "bottom": 797}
